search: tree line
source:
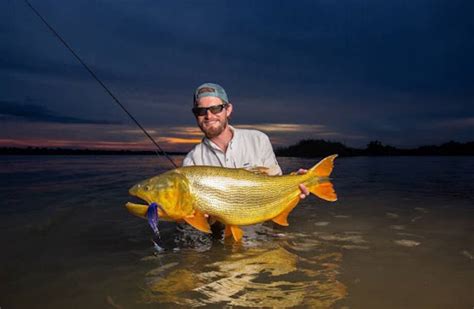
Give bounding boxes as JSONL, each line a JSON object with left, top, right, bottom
{"left": 275, "top": 140, "right": 474, "bottom": 157}
{"left": 1, "top": 140, "right": 473, "bottom": 156}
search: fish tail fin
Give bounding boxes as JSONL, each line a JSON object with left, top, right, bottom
{"left": 308, "top": 154, "right": 338, "bottom": 177}
{"left": 308, "top": 182, "right": 337, "bottom": 201}
{"left": 307, "top": 154, "right": 338, "bottom": 202}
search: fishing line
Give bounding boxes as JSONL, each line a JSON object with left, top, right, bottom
{"left": 23, "top": 0, "right": 178, "bottom": 168}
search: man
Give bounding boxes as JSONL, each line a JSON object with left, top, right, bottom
{"left": 183, "top": 82, "right": 309, "bottom": 198}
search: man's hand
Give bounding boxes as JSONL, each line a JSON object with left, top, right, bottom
{"left": 296, "top": 169, "right": 310, "bottom": 199}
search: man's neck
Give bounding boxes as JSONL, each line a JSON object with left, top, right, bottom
{"left": 209, "top": 126, "right": 233, "bottom": 153}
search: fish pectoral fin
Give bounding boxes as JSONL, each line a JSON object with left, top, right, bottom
{"left": 308, "top": 182, "right": 337, "bottom": 201}
{"left": 184, "top": 210, "right": 211, "bottom": 233}
{"left": 272, "top": 196, "right": 300, "bottom": 226}
{"left": 224, "top": 225, "right": 244, "bottom": 241}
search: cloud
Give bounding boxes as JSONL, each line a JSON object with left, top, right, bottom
{"left": 434, "top": 117, "right": 474, "bottom": 129}
{"left": 0, "top": 100, "right": 120, "bottom": 124}
{"left": 158, "top": 137, "right": 202, "bottom": 145}
{"left": 235, "top": 123, "right": 327, "bottom": 133}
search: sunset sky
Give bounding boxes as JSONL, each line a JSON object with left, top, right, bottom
{"left": 1, "top": 0, "right": 473, "bottom": 152}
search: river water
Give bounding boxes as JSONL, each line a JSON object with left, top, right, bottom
{"left": 0, "top": 155, "right": 473, "bottom": 308}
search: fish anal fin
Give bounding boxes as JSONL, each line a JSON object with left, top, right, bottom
{"left": 309, "top": 154, "right": 338, "bottom": 177}
{"left": 272, "top": 196, "right": 300, "bottom": 226}
{"left": 184, "top": 210, "right": 211, "bottom": 233}
{"left": 309, "top": 182, "right": 337, "bottom": 202}
{"left": 272, "top": 212, "right": 290, "bottom": 226}
{"left": 224, "top": 225, "right": 244, "bottom": 241}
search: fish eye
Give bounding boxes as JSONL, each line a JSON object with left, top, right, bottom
{"left": 145, "top": 185, "right": 151, "bottom": 191}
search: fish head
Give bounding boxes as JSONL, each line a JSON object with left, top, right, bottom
{"left": 128, "top": 171, "right": 195, "bottom": 220}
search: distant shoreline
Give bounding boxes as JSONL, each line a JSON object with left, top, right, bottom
{"left": 1, "top": 139, "right": 473, "bottom": 156}
{"left": 275, "top": 140, "right": 474, "bottom": 157}
{"left": 0, "top": 147, "right": 186, "bottom": 156}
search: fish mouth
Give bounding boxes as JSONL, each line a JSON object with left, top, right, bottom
{"left": 126, "top": 194, "right": 169, "bottom": 220}
{"left": 126, "top": 183, "right": 172, "bottom": 221}
{"left": 127, "top": 182, "right": 156, "bottom": 205}
{"left": 126, "top": 183, "right": 155, "bottom": 218}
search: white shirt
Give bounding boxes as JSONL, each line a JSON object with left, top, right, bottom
{"left": 182, "top": 126, "right": 282, "bottom": 176}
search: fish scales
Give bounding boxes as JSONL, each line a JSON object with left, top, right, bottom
{"left": 180, "top": 166, "right": 316, "bottom": 225}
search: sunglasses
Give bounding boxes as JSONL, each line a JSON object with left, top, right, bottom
{"left": 192, "top": 104, "right": 228, "bottom": 116}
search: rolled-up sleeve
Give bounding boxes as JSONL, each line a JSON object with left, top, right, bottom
{"left": 260, "top": 134, "right": 282, "bottom": 176}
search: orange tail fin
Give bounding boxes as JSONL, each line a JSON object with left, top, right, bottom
{"left": 309, "top": 154, "right": 338, "bottom": 177}
{"left": 307, "top": 154, "right": 338, "bottom": 201}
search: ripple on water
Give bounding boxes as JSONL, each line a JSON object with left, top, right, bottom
{"left": 386, "top": 212, "right": 400, "bottom": 218}
{"left": 314, "top": 221, "right": 330, "bottom": 226}
{"left": 390, "top": 225, "right": 405, "bottom": 230}
{"left": 394, "top": 239, "right": 421, "bottom": 247}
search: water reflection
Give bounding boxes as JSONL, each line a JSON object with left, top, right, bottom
{"left": 141, "top": 239, "right": 347, "bottom": 307}
{"left": 2, "top": 156, "right": 473, "bottom": 308}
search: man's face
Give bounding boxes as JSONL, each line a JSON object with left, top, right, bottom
{"left": 194, "top": 96, "right": 232, "bottom": 139}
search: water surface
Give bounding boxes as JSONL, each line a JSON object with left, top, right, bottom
{"left": 0, "top": 156, "right": 473, "bottom": 308}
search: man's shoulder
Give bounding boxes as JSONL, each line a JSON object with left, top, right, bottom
{"left": 183, "top": 141, "right": 205, "bottom": 165}
{"left": 234, "top": 128, "right": 269, "bottom": 141}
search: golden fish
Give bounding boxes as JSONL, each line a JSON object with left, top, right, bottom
{"left": 126, "top": 154, "right": 338, "bottom": 241}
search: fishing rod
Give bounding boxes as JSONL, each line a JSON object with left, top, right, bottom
{"left": 23, "top": 0, "right": 178, "bottom": 168}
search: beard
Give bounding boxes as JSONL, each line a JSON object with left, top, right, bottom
{"left": 199, "top": 118, "right": 228, "bottom": 139}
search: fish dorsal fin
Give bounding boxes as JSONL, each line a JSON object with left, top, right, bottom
{"left": 308, "top": 182, "right": 337, "bottom": 201}
{"left": 309, "top": 154, "right": 338, "bottom": 177}
{"left": 224, "top": 225, "right": 244, "bottom": 241}
{"left": 272, "top": 196, "right": 300, "bottom": 226}
{"left": 184, "top": 210, "right": 211, "bottom": 233}
{"left": 245, "top": 166, "right": 271, "bottom": 175}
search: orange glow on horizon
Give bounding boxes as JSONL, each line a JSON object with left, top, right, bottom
{"left": 0, "top": 138, "right": 197, "bottom": 152}
{"left": 159, "top": 137, "right": 202, "bottom": 144}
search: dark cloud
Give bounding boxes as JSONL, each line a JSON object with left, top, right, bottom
{"left": 0, "top": 100, "right": 120, "bottom": 124}
{"left": 0, "top": 0, "right": 473, "bottom": 147}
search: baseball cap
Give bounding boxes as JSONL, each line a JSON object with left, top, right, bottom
{"left": 194, "top": 83, "right": 229, "bottom": 105}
